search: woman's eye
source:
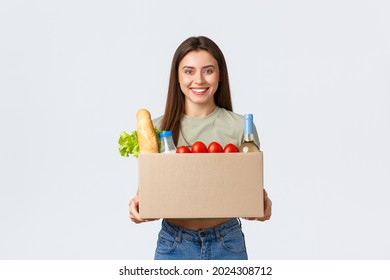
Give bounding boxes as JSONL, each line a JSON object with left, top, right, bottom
{"left": 184, "top": 69, "right": 193, "bottom": 74}
{"left": 204, "top": 69, "right": 213, "bottom": 74}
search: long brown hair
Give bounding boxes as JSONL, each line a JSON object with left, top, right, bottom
{"left": 160, "top": 36, "right": 233, "bottom": 145}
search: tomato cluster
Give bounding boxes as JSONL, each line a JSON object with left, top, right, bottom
{"left": 176, "top": 141, "right": 239, "bottom": 153}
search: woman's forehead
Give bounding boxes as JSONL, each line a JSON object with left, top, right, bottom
{"left": 179, "top": 50, "right": 218, "bottom": 68}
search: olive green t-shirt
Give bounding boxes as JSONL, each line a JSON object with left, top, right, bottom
{"left": 152, "top": 107, "right": 260, "bottom": 148}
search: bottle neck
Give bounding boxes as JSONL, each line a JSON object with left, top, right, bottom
{"left": 244, "top": 114, "right": 254, "bottom": 142}
{"left": 162, "top": 137, "right": 169, "bottom": 145}
{"left": 244, "top": 134, "right": 255, "bottom": 142}
{"left": 160, "top": 136, "right": 176, "bottom": 153}
{"left": 162, "top": 137, "right": 174, "bottom": 145}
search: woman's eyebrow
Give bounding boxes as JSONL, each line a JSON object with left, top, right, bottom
{"left": 181, "top": 65, "right": 216, "bottom": 69}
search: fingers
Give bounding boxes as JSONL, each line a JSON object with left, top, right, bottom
{"left": 258, "top": 196, "right": 272, "bottom": 221}
{"left": 243, "top": 190, "right": 272, "bottom": 222}
{"left": 261, "top": 189, "right": 272, "bottom": 220}
{"left": 129, "top": 195, "right": 146, "bottom": 224}
{"left": 129, "top": 195, "right": 160, "bottom": 224}
{"left": 263, "top": 189, "right": 269, "bottom": 202}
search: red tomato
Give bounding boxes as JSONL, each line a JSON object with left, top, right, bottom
{"left": 223, "top": 143, "right": 239, "bottom": 153}
{"left": 176, "top": 146, "right": 191, "bottom": 153}
{"left": 191, "top": 141, "right": 208, "bottom": 153}
{"left": 207, "top": 142, "right": 223, "bottom": 153}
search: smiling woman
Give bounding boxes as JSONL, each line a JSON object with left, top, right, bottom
{"left": 178, "top": 50, "right": 220, "bottom": 116}
{"left": 128, "top": 36, "right": 272, "bottom": 260}
{"left": 159, "top": 36, "right": 233, "bottom": 144}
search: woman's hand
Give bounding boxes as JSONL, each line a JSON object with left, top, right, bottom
{"left": 129, "top": 194, "right": 159, "bottom": 224}
{"left": 244, "top": 189, "right": 272, "bottom": 222}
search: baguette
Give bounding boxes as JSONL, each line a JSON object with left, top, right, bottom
{"left": 136, "top": 108, "right": 159, "bottom": 154}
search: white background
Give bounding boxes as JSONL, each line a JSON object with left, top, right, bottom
{"left": 1, "top": 0, "right": 389, "bottom": 260}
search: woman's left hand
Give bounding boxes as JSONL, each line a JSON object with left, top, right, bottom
{"left": 244, "top": 189, "right": 272, "bottom": 221}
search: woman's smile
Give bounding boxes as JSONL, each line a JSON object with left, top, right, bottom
{"left": 191, "top": 87, "right": 209, "bottom": 95}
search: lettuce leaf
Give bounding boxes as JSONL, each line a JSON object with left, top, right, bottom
{"left": 118, "top": 128, "right": 161, "bottom": 158}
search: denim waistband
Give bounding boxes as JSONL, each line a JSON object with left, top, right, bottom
{"left": 161, "top": 218, "right": 242, "bottom": 243}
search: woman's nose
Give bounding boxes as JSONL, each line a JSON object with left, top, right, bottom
{"left": 194, "top": 72, "right": 204, "bottom": 84}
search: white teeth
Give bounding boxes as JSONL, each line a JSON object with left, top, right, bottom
{"left": 192, "top": 88, "right": 207, "bottom": 93}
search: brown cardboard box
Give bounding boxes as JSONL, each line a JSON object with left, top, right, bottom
{"left": 138, "top": 152, "right": 264, "bottom": 219}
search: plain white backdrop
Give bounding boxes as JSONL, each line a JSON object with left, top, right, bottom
{"left": 1, "top": 0, "right": 389, "bottom": 259}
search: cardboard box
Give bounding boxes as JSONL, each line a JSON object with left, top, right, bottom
{"left": 138, "top": 152, "right": 264, "bottom": 219}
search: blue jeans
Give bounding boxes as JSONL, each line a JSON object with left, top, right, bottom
{"left": 154, "top": 218, "right": 248, "bottom": 260}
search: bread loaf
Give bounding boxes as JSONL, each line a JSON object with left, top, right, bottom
{"left": 136, "top": 108, "right": 158, "bottom": 154}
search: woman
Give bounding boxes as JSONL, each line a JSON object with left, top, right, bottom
{"left": 129, "top": 36, "right": 272, "bottom": 260}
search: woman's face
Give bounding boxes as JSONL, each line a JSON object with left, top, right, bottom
{"left": 178, "top": 50, "right": 220, "bottom": 111}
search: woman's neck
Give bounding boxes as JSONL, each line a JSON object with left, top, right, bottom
{"left": 185, "top": 102, "right": 217, "bottom": 117}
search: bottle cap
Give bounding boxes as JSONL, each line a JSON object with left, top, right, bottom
{"left": 244, "top": 114, "right": 253, "bottom": 120}
{"left": 159, "top": 130, "right": 172, "bottom": 138}
{"left": 244, "top": 114, "right": 254, "bottom": 135}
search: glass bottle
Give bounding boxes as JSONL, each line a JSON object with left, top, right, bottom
{"left": 159, "top": 131, "right": 177, "bottom": 153}
{"left": 239, "top": 114, "right": 260, "bottom": 153}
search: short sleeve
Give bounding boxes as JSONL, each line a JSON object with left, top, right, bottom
{"left": 152, "top": 115, "right": 164, "bottom": 130}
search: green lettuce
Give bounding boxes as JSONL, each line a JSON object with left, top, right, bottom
{"left": 118, "top": 128, "right": 161, "bottom": 158}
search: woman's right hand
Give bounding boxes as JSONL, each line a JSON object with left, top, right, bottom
{"left": 129, "top": 194, "right": 159, "bottom": 224}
